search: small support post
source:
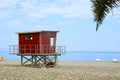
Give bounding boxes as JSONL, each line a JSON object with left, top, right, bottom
{"left": 21, "top": 55, "right": 23, "bottom": 66}
{"left": 54, "top": 54, "right": 58, "bottom": 66}
{"left": 31, "top": 55, "right": 34, "bottom": 67}
{"left": 43, "top": 56, "right": 46, "bottom": 67}
{"left": 34, "top": 55, "right": 37, "bottom": 67}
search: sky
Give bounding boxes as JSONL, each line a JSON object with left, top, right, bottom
{"left": 0, "top": 0, "right": 120, "bottom": 52}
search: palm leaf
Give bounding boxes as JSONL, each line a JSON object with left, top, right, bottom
{"left": 91, "top": 0, "right": 120, "bottom": 31}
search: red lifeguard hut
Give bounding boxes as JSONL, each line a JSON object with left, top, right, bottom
{"left": 9, "top": 30, "right": 65, "bottom": 67}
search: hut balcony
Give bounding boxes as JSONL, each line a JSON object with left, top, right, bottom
{"left": 9, "top": 45, "right": 66, "bottom": 56}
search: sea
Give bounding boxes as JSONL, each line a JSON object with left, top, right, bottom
{"left": 0, "top": 51, "right": 120, "bottom": 61}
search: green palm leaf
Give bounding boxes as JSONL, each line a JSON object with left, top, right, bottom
{"left": 91, "top": 0, "right": 120, "bottom": 31}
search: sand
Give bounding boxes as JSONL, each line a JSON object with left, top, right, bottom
{"left": 0, "top": 60, "right": 120, "bottom": 80}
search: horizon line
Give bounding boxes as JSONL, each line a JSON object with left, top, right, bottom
{"left": 66, "top": 51, "right": 120, "bottom": 53}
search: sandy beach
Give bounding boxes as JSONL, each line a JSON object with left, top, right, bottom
{"left": 0, "top": 60, "right": 120, "bottom": 80}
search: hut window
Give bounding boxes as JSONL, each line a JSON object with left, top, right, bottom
{"left": 26, "top": 35, "right": 33, "bottom": 40}
{"left": 50, "top": 37, "right": 54, "bottom": 46}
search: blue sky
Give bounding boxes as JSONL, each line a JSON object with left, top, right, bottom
{"left": 0, "top": 0, "right": 120, "bottom": 52}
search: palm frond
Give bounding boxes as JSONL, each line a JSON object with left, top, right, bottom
{"left": 91, "top": 0, "right": 120, "bottom": 31}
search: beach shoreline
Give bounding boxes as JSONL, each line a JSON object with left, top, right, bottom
{"left": 0, "top": 60, "right": 120, "bottom": 80}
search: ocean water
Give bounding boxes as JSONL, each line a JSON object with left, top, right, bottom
{"left": 0, "top": 51, "right": 120, "bottom": 61}
{"left": 59, "top": 51, "right": 120, "bottom": 61}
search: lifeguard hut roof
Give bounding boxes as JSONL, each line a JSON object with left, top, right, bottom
{"left": 16, "top": 30, "right": 59, "bottom": 34}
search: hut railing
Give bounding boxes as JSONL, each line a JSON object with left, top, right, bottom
{"left": 9, "top": 45, "right": 66, "bottom": 55}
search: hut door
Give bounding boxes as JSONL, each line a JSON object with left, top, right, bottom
{"left": 50, "top": 37, "right": 54, "bottom": 46}
{"left": 50, "top": 37, "right": 55, "bottom": 53}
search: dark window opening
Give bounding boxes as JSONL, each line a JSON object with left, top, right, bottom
{"left": 26, "top": 35, "right": 33, "bottom": 40}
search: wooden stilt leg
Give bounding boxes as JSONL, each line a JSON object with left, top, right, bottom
{"left": 35, "top": 55, "right": 37, "bottom": 67}
{"left": 54, "top": 54, "right": 57, "bottom": 66}
{"left": 31, "top": 55, "right": 34, "bottom": 67}
{"left": 21, "top": 55, "right": 23, "bottom": 66}
{"left": 43, "top": 56, "right": 46, "bottom": 67}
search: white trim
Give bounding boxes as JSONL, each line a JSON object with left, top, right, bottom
{"left": 16, "top": 30, "right": 59, "bottom": 34}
